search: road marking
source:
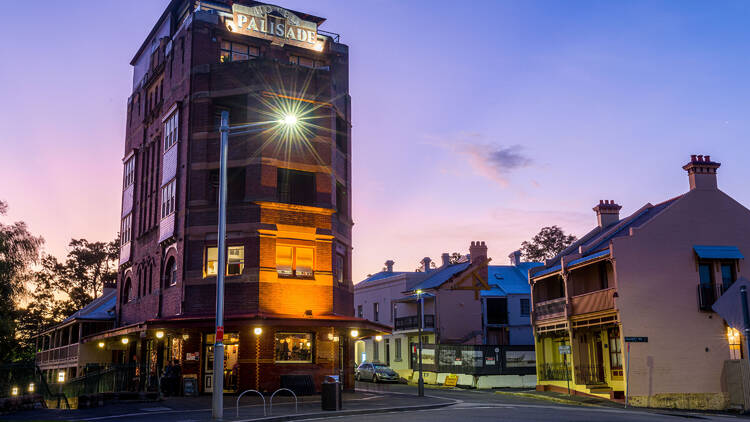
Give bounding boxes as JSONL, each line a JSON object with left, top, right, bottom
{"left": 140, "top": 407, "right": 172, "bottom": 411}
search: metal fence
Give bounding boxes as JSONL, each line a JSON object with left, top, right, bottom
{"left": 61, "top": 364, "right": 157, "bottom": 398}
{"left": 409, "top": 344, "right": 536, "bottom": 376}
{"left": 537, "top": 363, "right": 570, "bottom": 381}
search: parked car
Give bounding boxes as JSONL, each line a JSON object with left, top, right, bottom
{"left": 355, "top": 362, "right": 399, "bottom": 383}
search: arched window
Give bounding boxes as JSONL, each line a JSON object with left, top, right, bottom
{"left": 122, "top": 277, "right": 133, "bottom": 304}
{"left": 165, "top": 257, "right": 177, "bottom": 287}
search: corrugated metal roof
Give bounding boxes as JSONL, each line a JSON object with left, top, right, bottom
{"left": 694, "top": 245, "right": 744, "bottom": 260}
{"left": 62, "top": 290, "right": 116, "bottom": 323}
{"left": 410, "top": 262, "right": 471, "bottom": 291}
{"left": 482, "top": 263, "right": 542, "bottom": 297}
{"left": 568, "top": 249, "right": 611, "bottom": 268}
{"left": 356, "top": 271, "right": 407, "bottom": 286}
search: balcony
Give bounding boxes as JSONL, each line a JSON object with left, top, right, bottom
{"left": 570, "top": 288, "right": 616, "bottom": 316}
{"left": 534, "top": 297, "right": 567, "bottom": 321}
{"left": 394, "top": 314, "right": 435, "bottom": 331}
{"left": 36, "top": 343, "right": 79, "bottom": 367}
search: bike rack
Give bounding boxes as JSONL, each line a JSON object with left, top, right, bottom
{"left": 269, "top": 388, "right": 298, "bottom": 415}
{"left": 236, "top": 389, "right": 265, "bottom": 418}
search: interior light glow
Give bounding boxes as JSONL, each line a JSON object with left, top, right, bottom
{"left": 350, "top": 329, "right": 359, "bottom": 338}
{"left": 254, "top": 327, "right": 263, "bottom": 335}
{"left": 156, "top": 331, "right": 165, "bottom": 339}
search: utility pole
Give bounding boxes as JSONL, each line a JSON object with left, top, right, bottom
{"left": 417, "top": 290, "right": 424, "bottom": 397}
{"left": 212, "top": 111, "right": 229, "bottom": 419}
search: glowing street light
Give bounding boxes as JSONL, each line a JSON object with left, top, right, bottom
{"left": 11, "top": 386, "right": 18, "bottom": 396}
{"left": 121, "top": 337, "right": 129, "bottom": 345}
{"left": 281, "top": 114, "right": 298, "bottom": 126}
{"left": 156, "top": 331, "right": 165, "bottom": 339}
{"left": 254, "top": 327, "right": 263, "bottom": 336}
{"left": 350, "top": 329, "right": 359, "bottom": 338}
{"left": 375, "top": 335, "right": 383, "bottom": 342}
{"left": 98, "top": 341, "right": 105, "bottom": 348}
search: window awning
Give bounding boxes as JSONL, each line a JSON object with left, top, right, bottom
{"left": 693, "top": 245, "right": 744, "bottom": 260}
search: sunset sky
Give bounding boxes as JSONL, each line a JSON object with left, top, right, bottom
{"left": 1, "top": 1, "right": 749, "bottom": 282}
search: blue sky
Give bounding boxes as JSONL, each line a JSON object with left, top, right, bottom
{"left": 1, "top": 1, "right": 748, "bottom": 281}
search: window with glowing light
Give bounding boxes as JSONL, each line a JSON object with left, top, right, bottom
{"left": 204, "top": 246, "right": 244, "bottom": 277}
{"left": 276, "top": 244, "right": 314, "bottom": 278}
{"left": 220, "top": 41, "right": 259, "bottom": 63}
{"left": 275, "top": 333, "right": 313, "bottom": 363}
{"left": 728, "top": 327, "right": 742, "bottom": 359}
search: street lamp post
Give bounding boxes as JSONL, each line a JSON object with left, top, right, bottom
{"left": 212, "top": 111, "right": 298, "bottom": 419}
{"left": 416, "top": 289, "right": 424, "bottom": 397}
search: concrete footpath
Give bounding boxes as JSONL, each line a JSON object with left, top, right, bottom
{"left": 0, "top": 390, "right": 456, "bottom": 421}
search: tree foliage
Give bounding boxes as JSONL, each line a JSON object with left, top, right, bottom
{"left": 520, "top": 225, "right": 577, "bottom": 262}
{"left": 0, "top": 200, "right": 43, "bottom": 362}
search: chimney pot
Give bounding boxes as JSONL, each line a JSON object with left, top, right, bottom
{"left": 421, "top": 257, "right": 432, "bottom": 272}
{"left": 683, "top": 154, "right": 720, "bottom": 190}
{"left": 441, "top": 253, "right": 450, "bottom": 267}
{"left": 691, "top": 154, "right": 697, "bottom": 162}
{"left": 509, "top": 250, "right": 522, "bottom": 266}
{"left": 385, "top": 260, "right": 394, "bottom": 273}
{"left": 705, "top": 155, "right": 711, "bottom": 162}
{"left": 593, "top": 200, "right": 622, "bottom": 228}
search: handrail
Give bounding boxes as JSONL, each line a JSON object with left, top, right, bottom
{"left": 236, "top": 389, "right": 265, "bottom": 418}
{"left": 269, "top": 388, "right": 297, "bottom": 415}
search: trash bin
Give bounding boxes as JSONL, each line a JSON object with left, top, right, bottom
{"left": 321, "top": 376, "right": 341, "bottom": 411}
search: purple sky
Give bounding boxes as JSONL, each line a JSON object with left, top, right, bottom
{"left": 1, "top": 1, "right": 749, "bottom": 282}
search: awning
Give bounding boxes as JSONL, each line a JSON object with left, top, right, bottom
{"left": 694, "top": 245, "right": 744, "bottom": 260}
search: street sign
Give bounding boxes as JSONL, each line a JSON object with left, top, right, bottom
{"left": 558, "top": 345, "right": 571, "bottom": 354}
{"left": 444, "top": 374, "right": 458, "bottom": 387}
{"left": 624, "top": 337, "right": 648, "bottom": 343}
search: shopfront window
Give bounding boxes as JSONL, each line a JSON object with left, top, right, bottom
{"left": 275, "top": 333, "right": 313, "bottom": 363}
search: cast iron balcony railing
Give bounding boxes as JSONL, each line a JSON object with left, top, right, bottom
{"left": 394, "top": 314, "right": 435, "bottom": 331}
{"left": 537, "top": 363, "right": 570, "bottom": 381}
{"left": 534, "top": 297, "right": 567, "bottom": 320}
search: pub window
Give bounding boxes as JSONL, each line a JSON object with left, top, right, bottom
{"left": 204, "top": 246, "right": 244, "bottom": 277}
{"left": 395, "top": 338, "right": 402, "bottom": 360}
{"left": 276, "top": 245, "right": 314, "bottom": 278}
{"left": 373, "top": 302, "right": 379, "bottom": 322}
{"left": 608, "top": 328, "right": 623, "bottom": 377}
{"left": 121, "top": 214, "right": 132, "bottom": 245}
{"left": 335, "top": 254, "right": 345, "bottom": 283}
{"left": 277, "top": 168, "right": 316, "bottom": 205}
{"left": 161, "top": 179, "right": 176, "bottom": 219}
{"left": 289, "top": 55, "right": 326, "bottom": 69}
{"left": 220, "top": 41, "right": 259, "bottom": 63}
{"left": 357, "top": 305, "right": 363, "bottom": 318}
{"left": 163, "top": 110, "right": 179, "bottom": 152}
{"left": 123, "top": 157, "right": 135, "bottom": 188}
{"left": 275, "top": 332, "right": 313, "bottom": 363}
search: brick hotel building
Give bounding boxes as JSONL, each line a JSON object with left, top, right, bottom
{"left": 48, "top": 0, "right": 389, "bottom": 394}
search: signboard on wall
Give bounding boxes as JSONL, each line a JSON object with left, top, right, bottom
{"left": 230, "top": 4, "right": 320, "bottom": 50}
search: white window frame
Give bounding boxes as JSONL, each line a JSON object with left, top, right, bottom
{"left": 123, "top": 156, "right": 135, "bottom": 188}
{"left": 121, "top": 214, "right": 132, "bottom": 245}
{"left": 163, "top": 108, "right": 179, "bottom": 152}
{"left": 161, "top": 179, "right": 176, "bottom": 219}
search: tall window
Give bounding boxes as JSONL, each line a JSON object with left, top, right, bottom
{"left": 373, "top": 302, "right": 379, "bottom": 322}
{"left": 357, "top": 305, "right": 363, "bottom": 318}
{"left": 598, "top": 261, "right": 609, "bottom": 290}
{"left": 220, "top": 41, "right": 259, "bottom": 63}
{"left": 161, "top": 180, "right": 176, "bottom": 218}
{"left": 608, "top": 328, "right": 623, "bottom": 377}
{"left": 335, "top": 254, "right": 344, "bottom": 283}
{"left": 121, "top": 214, "right": 132, "bottom": 245}
{"left": 165, "top": 257, "right": 177, "bottom": 287}
{"left": 336, "top": 183, "right": 347, "bottom": 219}
{"left": 395, "top": 338, "right": 402, "bottom": 360}
{"left": 163, "top": 111, "right": 179, "bottom": 152}
{"left": 123, "top": 157, "right": 135, "bottom": 188}
{"left": 204, "top": 246, "right": 244, "bottom": 277}
{"left": 275, "top": 333, "right": 313, "bottom": 363}
{"left": 276, "top": 245, "right": 314, "bottom": 278}
{"left": 335, "top": 115, "right": 348, "bottom": 153}
{"left": 486, "top": 298, "right": 508, "bottom": 324}
{"left": 721, "top": 262, "right": 736, "bottom": 292}
{"left": 520, "top": 298, "right": 530, "bottom": 317}
{"left": 277, "top": 168, "right": 316, "bottom": 205}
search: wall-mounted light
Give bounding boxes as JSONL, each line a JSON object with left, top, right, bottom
{"left": 313, "top": 41, "right": 324, "bottom": 52}
{"left": 254, "top": 327, "right": 263, "bottom": 336}
{"left": 375, "top": 335, "right": 383, "bottom": 342}
{"left": 98, "top": 341, "right": 105, "bottom": 348}
{"left": 57, "top": 371, "right": 65, "bottom": 383}
{"left": 350, "top": 330, "right": 359, "bottom": 338}
{"left": 182, "top": 333, "right": 190, "bottom": 341}
{"left": 121, "top": 337, "right": 129, "bottom": 345}
{"left": 27, "top": 383, "right": 34, "bottom": 393}
{"left": 11, "top": 386, "right": 18, "bottom": 396}
{"left": 327, "top": 333, "right": 334, "bottom": 341}
{"left": 156, "top": 331, "right": 165, "bottom": 339}
{"left": 416, "top": 289, "right": 423, "bottom": 295}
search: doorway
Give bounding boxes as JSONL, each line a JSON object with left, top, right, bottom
{"left": 203, "top": 333, "right": 239, "bottom": 393}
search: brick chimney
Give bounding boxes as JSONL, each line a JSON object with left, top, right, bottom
{"left": 683, "top": 154, "right": 720, "bottom": 190}
{"left": 421, "top": 257, "right": 432, "bottom": 272}
{"left": 593, "top": 200, "right": 622, "bottom": 228}
{"left": 441, "top": 253, "right": 451, "bottom": 267}
{"left": 385, "top": 260, "right": 394, "bottom": 273}
{"left": 469, "top": 241, "right": 487, "bottom": 264}
{"left": 509, "top": 250, "right": 521, "bottom": 266}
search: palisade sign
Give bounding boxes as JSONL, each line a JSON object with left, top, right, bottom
{"left": 230, "top": 4, "right": 319, "bottom": 50}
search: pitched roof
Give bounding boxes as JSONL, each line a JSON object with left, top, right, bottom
{"left": 532, "top": 195, "right": 684, "bottom": 278}
{"left": 62, "top": 290, "right": 117, "bottom": 323}
{"left": 356, "top": 271, "right": 408, "bottom": 286}
{"left": 410, "top": 262, "right": 472, "bottom": 291}
{"left": 483, "top": 262, "right": 543, "bottom": 297}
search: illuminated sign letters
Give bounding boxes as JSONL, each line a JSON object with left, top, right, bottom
{"left": 230, "top": 4, "right": 320, "bottom": 50}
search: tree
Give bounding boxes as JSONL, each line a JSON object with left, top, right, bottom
{"left": 520, "top": 225, "right": 577, "bottom": 262}
{"left": 0, "top": 200, "right": 43, "bottom": 362}
{"left": 415, "top": 260, "right": 437, "bottom": 272}
{"left": 50, "top": 238, "right": 119, "bottom": 311}
{"left": 448, "top": 252, "right": 463, "bottom": 265}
